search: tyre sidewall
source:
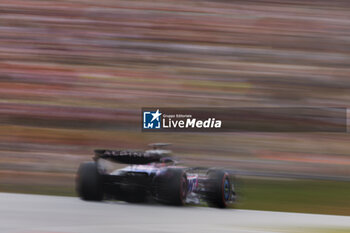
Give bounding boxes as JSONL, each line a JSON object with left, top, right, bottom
{"left": 76, "top": 161, "right": 103, "bottom": 201}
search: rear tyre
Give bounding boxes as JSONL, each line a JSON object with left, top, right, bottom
{"left": 76, "top": 161, "right": 103, "bottom": 201}
{"left": 153, "top": 168, "right": 187, "bottom": 206}
{"left": 206, "top": 170, "right": 231, "bottom": 208}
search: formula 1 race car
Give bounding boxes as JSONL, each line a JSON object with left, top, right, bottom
{"left": 76, "top": 143, "right": 236, "bottom": 208}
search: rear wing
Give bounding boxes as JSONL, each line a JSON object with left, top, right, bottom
{"left": 94, "top": 149, "right": 164, "bottom": 164}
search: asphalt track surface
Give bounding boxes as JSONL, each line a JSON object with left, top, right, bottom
{"left": 0, "top": 193, "right": 349, "bottom": 233}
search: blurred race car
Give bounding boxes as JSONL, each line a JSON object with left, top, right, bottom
{"left": 76, "top": 143, "right": 236, "bottom": 208}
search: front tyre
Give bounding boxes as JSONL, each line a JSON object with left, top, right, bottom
{"left": 206, "top": 170, "right": 231, "bottom": 208}
{"left": 76, "top": 161, "right": 103, "bottom": 201}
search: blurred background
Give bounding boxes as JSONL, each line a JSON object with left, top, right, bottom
{"left": 0, "top": 0, "right": 350, "bottom": 215}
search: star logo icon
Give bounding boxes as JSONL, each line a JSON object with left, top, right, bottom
{"left": 143, "top": 109, "right": 162, "bottom": 129}
{"left": 151, "top": 109, "right": 162, "bottom": 122}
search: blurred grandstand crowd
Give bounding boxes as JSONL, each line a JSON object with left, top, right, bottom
{"left": 0, "top": 0, "right": 350, "bottom": 192}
